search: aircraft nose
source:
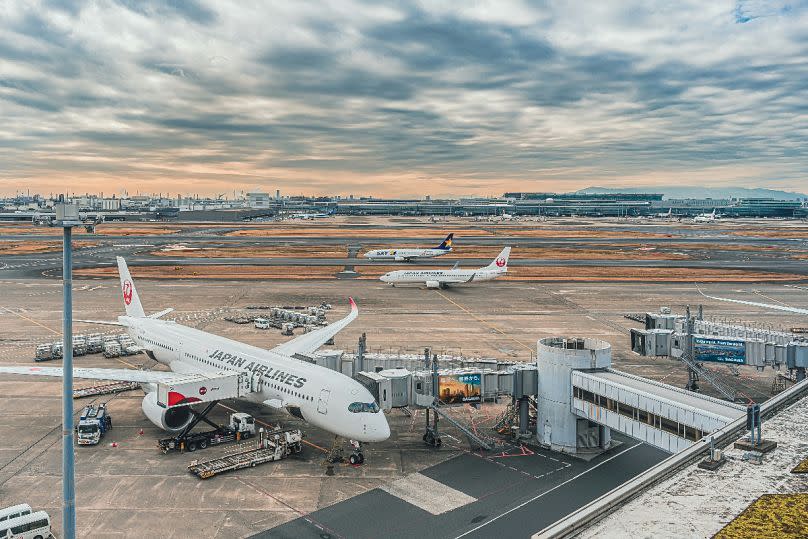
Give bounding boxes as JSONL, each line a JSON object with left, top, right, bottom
{"left": 367, "top": 415, "right": 391, "bottom": 442}
{"left": 380, "top": 273, "right": 390, "bottom": 282}
{"left": 378, "top": 418, "right": 391, "bottom": 440}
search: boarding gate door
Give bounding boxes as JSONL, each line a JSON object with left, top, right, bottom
{"left": 317, "top": 389, "right": 330, "bottom": 414}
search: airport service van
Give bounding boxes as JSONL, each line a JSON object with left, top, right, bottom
{"left": 0, "top": 504, "right": 31, "bottom": 524}
{"left": 0, "top": 506, "right": 51, "bottom": 539}
{"left": 254, "top": 318, "right": 270, "bottom": 329}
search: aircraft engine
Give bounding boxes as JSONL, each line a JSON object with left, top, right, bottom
{"left": 394, "top": 256, "right": 406, "bottom": 261}
{"left": 426, "top": 280, "right": 441, "bottom": 289}
{"left": 141, "top": 392, "right": 194, "bottom": 432}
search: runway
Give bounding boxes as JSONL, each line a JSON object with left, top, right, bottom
{"left": 1, "top": 226, "right": 807, "bottom": 280}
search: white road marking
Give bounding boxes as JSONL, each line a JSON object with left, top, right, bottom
{"left": 381, "top": 472, "right": 477, "bottom": 515}
{"left": 453, "top": 442, "right": 642, "bottom": 538}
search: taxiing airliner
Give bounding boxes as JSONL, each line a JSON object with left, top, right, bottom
{"left": 364, "top": 233, "right": 453, "bottom": 262}
{"left": 380, "top": 247, "right": 510, "bottom": 288}
{"left": 693, "top": 209, "right": 718, "bottom": 223}
{"left": 0, "top": 258, "right": 389, "bottom": 462}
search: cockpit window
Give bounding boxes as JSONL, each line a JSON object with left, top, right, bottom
{"left": 348, "top": 402, "right": 380, "bottom": 413}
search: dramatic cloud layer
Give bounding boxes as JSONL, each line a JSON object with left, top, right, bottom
{"left": 1, "top": 0, "right": 806, "bottom": 196}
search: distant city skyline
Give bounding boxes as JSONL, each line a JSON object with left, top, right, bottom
{"left": 1, "top": 1, "right": 806, "bottom": 197}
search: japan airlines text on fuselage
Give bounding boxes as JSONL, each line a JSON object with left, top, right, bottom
{"left": 126, "top": 316, "right": 389, "bottom": 442}
{"left": 380, "top": 246, "right": 510, "bottom": 288}
{"left": 0, "top": 257, "right": 390, "bottom": 444}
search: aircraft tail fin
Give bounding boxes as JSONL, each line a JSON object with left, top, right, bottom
{"left": 116, "top": 256, "right": 146, "bottom": 318}
{"left": 484, "top": 247, "right": 510, "bottom": 271}
{"left": 436, "top": 233, "right": 453, "bottom": 251}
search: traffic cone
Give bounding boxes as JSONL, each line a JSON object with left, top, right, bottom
{"left": 111, "top": 441, "right": 118, "bottom": 448}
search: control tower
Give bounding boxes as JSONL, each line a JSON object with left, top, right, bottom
{"left": 536, "top": 337, "right": 612, "bottom": 454}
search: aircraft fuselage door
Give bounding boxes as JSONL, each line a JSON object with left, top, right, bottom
{"left": 317, "top": 389, "right": 330, "bottom": 415}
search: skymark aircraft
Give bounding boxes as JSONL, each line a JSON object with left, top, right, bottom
{"left": 364, "top": 233, "right": 453, "bottom": 262}
{"left": 0, "top": 258, "right": 389, "bottom": 463}
{"left": 380, "top": 247, "right": 510, "bottom": 289}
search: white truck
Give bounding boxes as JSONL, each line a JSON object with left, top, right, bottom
{"left": 159, "top": 412, "right": 257, "bottom": 453}
{"left": 76, "top": 403, "right": 112, "bottom": 445}
{"left": 254, "top": 318, "right": 270, "bottom": 330}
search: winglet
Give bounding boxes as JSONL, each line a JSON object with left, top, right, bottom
{"left": 148, "top": 308, "right": 174, "bottom": 319}
{"left": 349, "top": 297, "right": 357, "bottom": 310}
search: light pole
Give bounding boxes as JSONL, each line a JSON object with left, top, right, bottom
{"left": 55, "top": 202, "right": 81, "bottom": 539}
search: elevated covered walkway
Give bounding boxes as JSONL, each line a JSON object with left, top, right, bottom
{"left": 572, "top": 369, "right": 746, "bottom": 452}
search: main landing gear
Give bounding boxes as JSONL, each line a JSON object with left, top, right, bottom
{"left": 423, "top": 428, "right": 442, "bottom": 448}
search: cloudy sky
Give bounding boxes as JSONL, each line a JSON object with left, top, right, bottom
{"left": 1, "top": 1, "right": 806, "bottom": 197}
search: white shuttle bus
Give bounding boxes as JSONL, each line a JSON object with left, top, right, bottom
{"left": 0, "top": 510, "right": 51, "bottom": 539}
{"left": 0, "top": 504, "right": 31, "bottom": 524}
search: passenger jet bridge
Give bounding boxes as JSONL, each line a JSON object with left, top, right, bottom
{"left": 572, "top": 369, "right": 746, "bottom": 453}
{"left": 536, "top": 336, "right": 747, "bottom": 455}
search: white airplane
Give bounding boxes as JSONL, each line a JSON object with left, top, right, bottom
{"left": 380, "top": 247, "right": 510, "bottom": 289}
{"left": 656, "top": 208, "right": 673, "bottom": 219}
{"left": 294, "top": 213, "right": 332, "bottom": 220}
{"left": 364, "top": 233, "right": 453, "bottom": 262}
{"left": 0, "top": 258, "right": 389, "bottom": 463}
{"left": 697, "top": 286, "right": 808, "bottom": 315}
{"left": 693, "top": 209, "right": 718, "bottom": 223}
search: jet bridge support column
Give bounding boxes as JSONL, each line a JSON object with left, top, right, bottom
{"left": 536, "top": 337, "right": 611, "bottom": 454}
{"left": 423, "top": 352, "right": 441, "bottom": 447}
{"left": 518, "top": 398, "right": 530, "bottom": 435}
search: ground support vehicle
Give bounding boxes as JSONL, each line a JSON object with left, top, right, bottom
{"left": 187, "top": 428, "right": 303, "bottom": 479}
{"left": 158, "top": 410, "right": 257, "bottom": 454}
{"left": 76, "top": 403, "right": 112, "bottom": 445}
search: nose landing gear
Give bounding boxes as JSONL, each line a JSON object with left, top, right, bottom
{"left": 348, "top": 439, "right": 365, "bottom": 465}
{"left": 325, "top": 436, "right": 365, "bottom": 466}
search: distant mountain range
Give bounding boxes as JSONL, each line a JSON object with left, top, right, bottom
{"left": 576, "top": 186, "right": 807, "bottom": 200}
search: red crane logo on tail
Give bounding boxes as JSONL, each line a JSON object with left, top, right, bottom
{"left": 495, "top": 257, "right": 506, "bottom": 267}
{"left": 199, "top": 387, "right": 207, "bottom": 396}
{"left": 122, "top": 280, "right": 133, "bottom": 305}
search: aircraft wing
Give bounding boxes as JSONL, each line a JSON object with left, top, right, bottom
{"left": 697, "top": 288, "right": 808, "bottom": 315}
{"left": 438, "top": 274, "right": 475, "bottom": 284}
{"left": 0, "top": 366, "right": 180, "bottom": 383}
{"left": 75, "top": 319, "right": 125, "bottom": 326}
{"left": 271, "top": 298, "right": 358, "bottom": 357}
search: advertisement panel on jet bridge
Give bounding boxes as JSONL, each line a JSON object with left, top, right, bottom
{"left": 438, "top": 373, "right": 482, "bottom": 404}
{"left": 157, "top": 372, "right": 244, "bottom": 408}
{"left": 693, "top": 336, "right": 746, "bottom": 365}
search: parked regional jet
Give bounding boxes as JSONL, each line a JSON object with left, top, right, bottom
{"left": 364, "top": 233, "right": 453, "bottom": 262}
{"left": 0, "top": 258, "right": 389, "bottom": 463}
{"left": 693, "top": 209, "right": 718, "bottom": 223}
{"left": 380, "top": 247, "right": 510, "bottom": 288}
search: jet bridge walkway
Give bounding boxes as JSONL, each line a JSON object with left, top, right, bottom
{"left": 571, "top": 369, "right": 746, "bottom": 453}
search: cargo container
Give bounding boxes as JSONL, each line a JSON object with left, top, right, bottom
{"left": 156, "top": 371, "right": 247, "bottom": 409}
